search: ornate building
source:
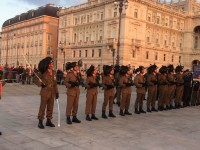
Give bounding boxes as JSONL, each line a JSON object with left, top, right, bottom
{"left": 0, "top": 4, "right": 59, "bottom": 68}
{"left": 57, "top": 0, "right": 200, "bottom": 70}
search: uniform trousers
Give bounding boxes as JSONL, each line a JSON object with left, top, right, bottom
{"left": 120, "top": 93, "right": 131, "bottom": 110}
{"left": 85, "top": 93, "right": 97, "bottom": 115}
{"left": 38, "top": 94, "right": 54, "bottom": 120}
{"left": 66, "top": 94, "right": 79, "bottom": 117}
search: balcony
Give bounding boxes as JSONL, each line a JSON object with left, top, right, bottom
{"left": 68, "top": 40, "right": 105, "bottom": 48}
{"left": 132, "top": 39, "right": 142, "bottom": 47}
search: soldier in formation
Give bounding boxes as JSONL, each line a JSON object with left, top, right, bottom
{"left": 146, "top": 64, "right": 158, "bottom": 112}
{"left": 33, "top": 57, "right": 59, "bottom": 129}
{"left": 134, "top": 66, "right": 146, "bottom": 114}
{"left": 85, "top": 65, "right": 99, "bottom": 121}
{"left": 64, "top": 62, "right": 81, "bottom": 124}
{"left": 119, "top": 65, "right": 134, "bottom": 116}
{"left": 101, "top": 65, "right": 116, "bottom": 119}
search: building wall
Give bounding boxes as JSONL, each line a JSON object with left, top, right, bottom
{"left": 58, "top": 0, "right": 187, "bottom": 70}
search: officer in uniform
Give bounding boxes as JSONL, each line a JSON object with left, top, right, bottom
{"left": 146, "top": 64, "right": 158, "bottom": 112}
{"left": 64, "top": 62, "right": 81, "bottom": 124}
{"left": 33, "top": 57, "right": 59, "bottom": 129}
{"left": 134, "top": 66, "right": 146, "bottom": 114}
{"left": 119, "top": 65, "right": 133, "bottom": 116}
{"left": 175, "top": 65, "right": 184, "bottom": 108}
{"left": 157, "top": 66, "right": 169, "bottom": 111}
{"left": 102, "top": 65, "right": 116, "bottom": 119}
{"left": 85, "top": 65, "right": 99, "bottom": 121}
{"left": 114, "top": 65, "right": 121, "bottom": 106}
{"left": 167, "top": 65, "right": 176, "bottom": 109}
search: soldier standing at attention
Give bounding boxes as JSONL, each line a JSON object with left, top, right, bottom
{"left": 64, "top": 62, "right": 81, "bottom": 124}
{"left": 167, "top": 65, "right": 176, "bottom": 109}
{"left": 146, "top": 65, "right": 158, "bottom": 112}
{"left": 102, "top": 65, "right": 116, "bottom": 119}
{"left": 85, "top": 65, "right": 99, "bottom": 121}
{"left": 157, "top": 66, "right": 169, "bottom": 111}
{"left": 175, "top": 65, "right": 184, "bottom": 108}
{"left": 33, "top": 57, "right": 59, "bottom": 129}
{"left": 119, "top": 66, "right": 133, "bottom": 116}
{"left": 114, "top": 65, "right": 121, "bottom": 106}
{"left": 134, "top": 66, "right": 146, "bottom": 114}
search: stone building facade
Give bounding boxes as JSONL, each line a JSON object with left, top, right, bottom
{"left": 0, "top": 4, "right": 59, "bottom": 68}
{"left": 57, "top": 0, "right": 200, "bottom": 70}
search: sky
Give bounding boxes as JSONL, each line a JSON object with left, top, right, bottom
{"left": 1, "top": 0, "right": 200, "bottom": 31}
{"left": 0, "top": 0, "right": 87, "bottom": 30}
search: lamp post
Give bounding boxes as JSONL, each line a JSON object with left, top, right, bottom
{"left": 114, "top": 0, "right": 128, "bottom": 65}
{"left": 6, "top": 33, "right": 9, "bottom": 67}
{"left": 59, "top": 41, "right": 66, "bottom": 71}
{"left": 17, "top": 44, "right": 19, "bottom": 66}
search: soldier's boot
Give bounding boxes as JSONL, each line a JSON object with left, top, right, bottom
{"left": 170, "top": 104, "right": 174, "bottom": 109}
{"left": 139, "top": 107, "right": 146, "bottom": 113}
{"left": 165, "top": 105, "right": 170, "bottom": 110}
{"left": 38, "top": 120, "right": 45, "bottom": 129}
{"left": 66, "top": 116, "right": 72, "bottom": 125}
{"left": 117, "top": 102, "right": 120, "bottom": 107}
{"left": 124, "top": 109, "right": 132, "bottom": 115}
{"left": 158, "top": 106, "right": 164, "bottom": 111}
{"left": 119, "top": 109, "right": 125, "bottom": 116}
{"left": 108, "top": 111, "right": 116, "bottom": 118}
{"left": 86, "top": 115, "right": 92, "bottom": 121}
{"left": 134, "top": 108, "right": 140, "bottom": 114}
{"left": 102, "top": 111, "right": 108, "bottom": 119}
{"left": 91, "top": 114, "right": 99, "bottom": 120}
{"left": 151, "top": 107, "right": 158, "bottom": 112}
{"left": 147, "top": 107, "right": 151, "bottom": 112}
{"left": 46, "top": 119, "right": 55, "bottom": 127}
{"left": 0, "top": 131, "right": 2, "bottom": 135}
{"left": 72, "top": 116, "right": 81, "bottom": 123}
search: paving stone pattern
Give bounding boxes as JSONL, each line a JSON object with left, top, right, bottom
{"left": 0, "top": 83, "right": 200, "bottom": 150}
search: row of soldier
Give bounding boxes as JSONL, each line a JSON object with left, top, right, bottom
{"left": 32, "top": 57, "right": 200, "bottom": 129}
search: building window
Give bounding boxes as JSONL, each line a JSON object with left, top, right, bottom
{"left": 164, "top": 54, "right": 166, "bottom": 61}
{"left": 134, "top": 9, "right": 138, "bottom": 18}
{"left": 73, "top": 50, "right": 75, "bottom": 58}
{"left": 146, "top": 51, "right": 149, "bottom": 59}
{"left": 156, "top": 17, "right": 160, "bottom": 24}
{"left": 165, "top": 18, "right": 168, "bottom": 26}
{"left": 132, "top": 49, "right": 136, "bottom": 58}
{"left": 47, "top": 34, "right": 52, "bottom": 41}
{"left": 92, "top": 49, "right": 94, "bottom": 57}
{"left": 98, "top": 49, "right": 101, "bottom": 57}
{"left": 147, "top": 14, "right": 151, "bottom": 22}
{"left": 155, "top": 52, "right": 158, "bottom": 60}
{"left": 114, "top": 11, "right": 117, "bottom": 17}
{"left": 87, "top": 15, "right": 89, "bottom": 23}
{"left": 147, "top": 36, "right": 150, "bottom": 43}
{"left": 79, "top": 50, "right": 81, "bottom": 58}
{"left": 172, "top": 55, "right": 174, "bottom": 62}
{"left": 85, "top": 50, "right": 88, "bottom": 57}
{"left": 194, "top": 36, "right": 198, "bottom": 48}
{"left": 101, "top": 12, "right": 103, "bottom": 20}
{"left": 179, "top": 56, "right": 181, "bottom": 63}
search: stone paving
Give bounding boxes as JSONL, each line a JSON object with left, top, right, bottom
{"left": 0, "top": 83, "right": 200, "bottom": 150}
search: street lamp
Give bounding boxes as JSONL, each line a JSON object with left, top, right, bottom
{"left": 59, "top": 41, "right": 66, "bottom": 71}
{"left": 6, "top": 33, "right": 9, "bottom": 67}
{"left": 16, "top": 44, "right": 19, "bottom": 66}
{"left": 114, "top": 0, "right": 128, "bottom": 65}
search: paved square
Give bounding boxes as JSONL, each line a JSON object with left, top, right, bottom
{"left": 0, "top": 83, "right": 200, "bottom": 150}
